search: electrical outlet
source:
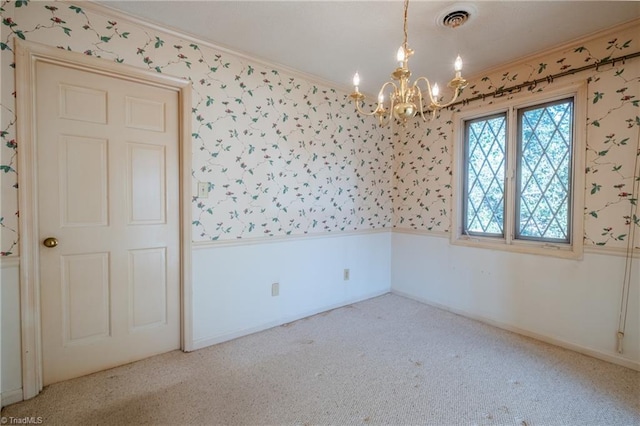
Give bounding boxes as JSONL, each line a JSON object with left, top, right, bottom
{"left": 271, "top": 282, "right": 279, "bottom": 297}
{"left": 198, "top": 182, "right": 208, "bottom": 198}
{"left": 343, "top": 268, "right": 350, "bottom": 281}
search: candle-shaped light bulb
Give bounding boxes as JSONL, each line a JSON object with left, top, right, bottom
{"left": 454, "top": 55, "right": 463, "bottom": 78}
{"left": 378, "top": 92, "right": 384, "bottom": 105}
{"left": 397, "top": 46, "right": 405, "bottom": 66}
{"left": 432, "top": 83, "right": 440, "bottom": 99}
{"left": 353, "top": 72, "right": 360, "bottom": 92}
{"left": 454, "top": 55, "right": 463, "bottom": 72}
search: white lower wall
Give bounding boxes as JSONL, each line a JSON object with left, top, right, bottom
{"left": 191, "top": 231, "right": 392, "bottom": 348}
{"left": 1, "top": 260, "right": 22, "bottom": 407}
{"left": 0, "top": 230, "right": 392, "bottom": 406}
{"left": 391, "top": 232, "right": 640, "bottom": 369}
{"left": 5, "top": 229, "right": 636, "bottom": 407}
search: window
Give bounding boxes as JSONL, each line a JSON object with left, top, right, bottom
{"left": 453, "top": 83, "right": 586, "bottom": 258}
{"left": 464, "top": 113, "right": 507, "bottom": 237}
{"left": 517, "top": 99, "right": 573, "bottom": 242}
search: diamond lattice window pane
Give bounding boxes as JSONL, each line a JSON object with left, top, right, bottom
{"left": 518, "top": 99, "right": 573, "bottom": 241}
{"left": 464, "top": 114, "right": 506, "bottom": 235}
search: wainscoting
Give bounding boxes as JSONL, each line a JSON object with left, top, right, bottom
{"left": 191, "top": 230, "right": 392, "bottom": 349}
{"left": 1, "top": 258, "right": 21, "bottom": 406}
{"left": 2, "top": 230, "right": 392, "bottom": 406}
{"left": 391, "top": 231, "right": 640, "bottom": 370}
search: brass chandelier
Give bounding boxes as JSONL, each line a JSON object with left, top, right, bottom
{"left": 350, "top": 0, "right": 467, "bottom": 126}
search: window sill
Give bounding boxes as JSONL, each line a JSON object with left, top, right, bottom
{"left": 451, "top": 234, "right": 584, "bottom": 260}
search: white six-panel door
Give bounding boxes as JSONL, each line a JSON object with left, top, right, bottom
{"left": 36, "top": 61, "right": 181, "bottom": 385}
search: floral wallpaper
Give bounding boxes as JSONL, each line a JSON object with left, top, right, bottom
{"left": 0, "top": 1, "right": 393, "bottom": 255}
{"left": 1, "top": 1, "right": 637, "bottom": 256}
{"left": 394, "top": 22, "right": 640, "bottom": 250}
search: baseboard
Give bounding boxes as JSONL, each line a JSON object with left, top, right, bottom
{"left": 1, "top": 388, "right": 23, "bottom": 408}
{"left": 391, "top": 289, "right": 640, "bottom": 371}
{"left": 192, "top": 289, "right": 390, "bottom": 351}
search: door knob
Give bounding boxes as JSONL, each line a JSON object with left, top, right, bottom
{"left": 43, "top": 237, "right": 59, "bottom": 248}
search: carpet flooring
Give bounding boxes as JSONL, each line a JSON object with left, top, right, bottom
{"left": 2, "top": 293, "right": 639, "bottom": 425}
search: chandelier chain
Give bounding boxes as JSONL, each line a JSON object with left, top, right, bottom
{"left": 403, "top": 0, "right": 409, "bottom": 53}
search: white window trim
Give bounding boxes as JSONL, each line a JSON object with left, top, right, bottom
{"left": 451, "top": 80, "right": 587, "bottom": 259}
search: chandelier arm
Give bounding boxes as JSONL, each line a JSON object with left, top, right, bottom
{"left": 353, "top": 99, "right": 381, "bottom": 117}
{"left": 413, "top": 77, "right": 439, "bottom": 107}
{"left": 434, "top": 89, "right": 462, "bottom": 109}
{"left": 379, "top": 81, "right": 399, "bottom": 100}
{"left": 378, "top": 113, "right": 391, "bottom": 127}
{"left": 376, "top": 81, "right": 398, "bottom": 126}
{"left": 414, "top": 76, "right": 464, "bottom": 110}
{"left": 412, "top": 85, "right": 427, "bottom": 122}
{"left": 418, "top": 91, "right": 437, "bottom": 122}
{"left": 352, "top": 94, "right": 385, "bottom": 117}
{"left": 351, "top": 80, "right": 400, "bottom": 119}
{"left": 383, "top": 96, "right": 395, "bottom": 127}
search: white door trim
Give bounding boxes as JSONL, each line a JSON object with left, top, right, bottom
{"left": 15, "top": 39, "right": 193, "bottom": 400}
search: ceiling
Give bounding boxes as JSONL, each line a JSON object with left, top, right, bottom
{"left": 97, "top": 1, "right": 640, "bottom": 96}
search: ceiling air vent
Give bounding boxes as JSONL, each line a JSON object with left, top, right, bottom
{"left": 436, "top": 3, "right": 476, "bottom": 29}
{"left": 442, "top": 10, "right": 470, "bottom": 28}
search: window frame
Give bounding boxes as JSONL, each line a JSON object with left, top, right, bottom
{"left": 515, "top": 97, "right": 574, "bottom": 244}
{"left": 451, "top": 80, "right": 587, "bottom": 259}
{"left": 463, "top": 111, "right": 508, "bottom": 239}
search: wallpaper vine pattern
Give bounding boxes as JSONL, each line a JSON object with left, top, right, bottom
{"left": 395, "top": 23, "right": 640, "bottom": 250}
{"left": 1, "top": 1, "right": 637, "bottom": 256}
{"left": 0, "top": 1, "right": 394, "bottom": 255}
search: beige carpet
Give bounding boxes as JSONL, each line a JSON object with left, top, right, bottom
{"left": 2, "top": 293, "right": 639, "bottom": 425}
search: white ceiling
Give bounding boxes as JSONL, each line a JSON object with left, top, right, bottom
{"left": 97, "top": 1, "right": 640, "bottom": 96}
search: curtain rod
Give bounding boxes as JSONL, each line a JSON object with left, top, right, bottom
{"left": 448, "top": 50, "right": 640, "bottom": 109}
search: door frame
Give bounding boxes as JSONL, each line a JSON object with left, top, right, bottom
{"left": 15, "top": 39, "right": 193, "bottom": 400}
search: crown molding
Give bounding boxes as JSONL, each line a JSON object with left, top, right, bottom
{"left": 464, "top": 17, "right": 640, "bottom": 85}
{"left": 76, "top": 1, "right": 354, "bottom": 95}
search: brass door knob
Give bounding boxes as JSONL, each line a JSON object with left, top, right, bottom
{"left": 43, "top": 237, "right": 59, "bottom": 248}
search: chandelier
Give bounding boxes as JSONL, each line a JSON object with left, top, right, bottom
{"left": 350, "top": 0, "right": 467, "bottom": 126}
